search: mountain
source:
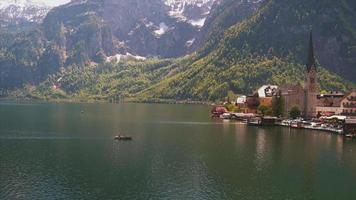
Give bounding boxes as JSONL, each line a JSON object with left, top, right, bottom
{"left": 0, "top": 0, "right": 46, "bottom": 9}
{"left": 0, "top": 0, "right": 221, "bottom": 89}
{"left": 2, "top": 0, "right": 356, "bottom": 101}
{"left": 211, "top": 0, "right": 356, "bottom": 80}
{"left": 0, "top": 0, "right": 50, "bottom": 30}
{"left": 191, "top": 0, "right": 265, "bottom": 53}
{"left": 137, "top": 0, "right": 356, "bottom": 100}
{"left": 41, "top": 0, "right": 220, "bottom": 59}
{"left": 164, "top": 0, "right": 217, "bottom": 26}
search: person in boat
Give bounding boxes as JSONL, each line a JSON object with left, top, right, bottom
{"left": 114, "top": 135, "right": 132, "bottom": 140}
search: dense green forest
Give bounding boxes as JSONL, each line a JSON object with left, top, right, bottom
{"left": 196, "top": 0, "right": 356, "bottom": 79}
{"left": 10, "top": 53, "right": 353, "bottom": 102}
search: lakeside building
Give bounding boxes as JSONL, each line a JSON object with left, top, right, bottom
{"left": 340, "top": 90, "right": 356, "bottom": 116}
{"left": 277, "top": 32, "right": 318, "bottom": 118}
{"left": 240, "top": 85, "right": 278, "bottom": 114}
{"left": 245, "top": 93, "right": 260, "bottom": 114}
{"left": 316, "top": 92, "right": 344, "bottom": 116}
{"left": 211, "top": 106, "right": 229, "bottom": 117}
{"left": 303, "top": 31, "right": 318, "bottom": 118}
{"left": 235, "top": 95, "right": 247, "bottom": 111}
{"left": 257, "top": 85, "right": 278, "bottom": 98}
{"left": 236, "top": 95, "right": 247, "bottom": 106}
{"left": 258, "top": 85, "right": 278, "bottom": 107}
{"left": 277, "top": 84, "right": 305, "bottom": 117}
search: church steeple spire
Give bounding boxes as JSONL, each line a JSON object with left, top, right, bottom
{"left": 306, "top": 31, "right": 316, "bottom": 72}
{"left": 304, "top": 30, "right": 317, "bottom": 119}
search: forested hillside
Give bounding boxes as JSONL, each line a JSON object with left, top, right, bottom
{"left": 210, "top": 0, "right": 356, "bottom": 80}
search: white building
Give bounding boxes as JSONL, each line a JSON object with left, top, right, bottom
{"left": 257, "top": 85, "right": 279, "bottom": 98}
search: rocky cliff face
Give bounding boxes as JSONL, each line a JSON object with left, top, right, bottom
{"left": 41, "top": 0, "right": 222, "bottom": 59}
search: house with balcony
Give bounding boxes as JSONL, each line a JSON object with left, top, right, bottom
{"left": 316, "top": 92, "right": 344, "bottom": 116}
{"left": 341, "top": 90, "right": 356, "bottom": 116}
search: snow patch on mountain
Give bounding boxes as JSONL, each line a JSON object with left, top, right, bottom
{"left": 164, "top": 0, "right": 216, "bottom": 27}
{"left": 188, "top": 18, "right": 206, "bottom": 27}
{"left": 154, "top": 22, "right": 169, "bottom": 36}
{"left": 0, "top": 0, "right": 69, "bottom": 8}
{"left": 185, "top": 38, "right": 195, "bottom": 47}
{"left": 0, "top": 0, "right": 52, "bottom": 28}
{"left": 107, "top": 53, "right": 146, "bottom": 63}
{"left": 0, "top": 0, "right": 46, "bottom": 8}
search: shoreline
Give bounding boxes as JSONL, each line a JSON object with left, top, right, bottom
{"left": 0, "top": 97, "right": 212, "bottom": 105}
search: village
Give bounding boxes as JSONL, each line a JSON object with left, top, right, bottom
{"left": 211, "top": 33, "right": 356, "bottom": 138}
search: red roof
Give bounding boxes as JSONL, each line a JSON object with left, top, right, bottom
{"left": 211, "top": 106, "right": 228, "bottom": 114}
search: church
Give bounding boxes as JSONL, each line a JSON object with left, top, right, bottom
{"left": 278, "top": 31, "right": 317, "bottom": 119}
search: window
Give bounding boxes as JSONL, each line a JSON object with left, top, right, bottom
{"left": 310, "top": 78, "right": 315, "bottom": 84}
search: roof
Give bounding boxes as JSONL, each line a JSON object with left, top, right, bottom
{"left": 306, "top": 31, "right": 317, "bottom": 72}
{"left": 340, "top": 90, "right": 356, "bottom": 102}
{"left": 317, "top": 95, "right": 343, "bottom": 107}
{"left": 317, "top": 92, "right": 344, "bottom": 98}
{"left": 278, "top": 84, "right": 303, "bottom": 94}
{"left": 211, "top": 106, "right": 228, "bottom": 114}
{"left": 257, "top": 85, "right": 278, "bottom": 98}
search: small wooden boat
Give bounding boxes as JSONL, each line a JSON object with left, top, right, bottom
{"left": 114, "top": 135, "right": 133, "bottom": 141}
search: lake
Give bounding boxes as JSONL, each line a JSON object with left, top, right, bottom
{"left": 1, "top": 102, "right": 356, "bottom": 199}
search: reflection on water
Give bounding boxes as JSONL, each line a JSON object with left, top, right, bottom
{"left": 1, "top": 102, "right": 356, "bottom": 199}
{"left": 255, "top": 129, "right": 268, "bottom": 172}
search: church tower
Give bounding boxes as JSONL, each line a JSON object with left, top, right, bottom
{"left": 304, "top": 31, "right": 317, "bottom": 118}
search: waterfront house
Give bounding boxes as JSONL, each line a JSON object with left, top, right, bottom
{"left": 340, "top": 90, "right": 356, "bottom": 116}
{"left": 235, "top": 95, "right": 248, "bottom": 112}
{"left": 242, "top": 85, "right": 278, "bottom": 114}
{"left": 236, "top": 95, "right": 247, "bottom": 105}
{"left": 246, "top": 93, "right": 260, "bottom": 113}
{"left": 211, "top": 106, "right": 228, "bottom": 117}
{"left": 316, "top": 92, "right": 344, "bottom": 116}
{"left": 257, "top": 85, "right": 279, "bottom": 98}
{"left": 258, "top": 85, "right": 278, "bottom": 107}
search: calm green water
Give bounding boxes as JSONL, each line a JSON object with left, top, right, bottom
{"left": 1, "top": 102, "right": 356, "bottom": 200}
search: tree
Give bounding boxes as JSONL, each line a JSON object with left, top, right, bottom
{"left": 289, "top": 106, "right": 301, "bottom": 119}
{"left": 258, "top": 105, "right": 270, "bottom": 116}
{"left": 93, "top": 50, "right": 106, "bottom": 63}
{"left": 224, "top": 103, "right": 235, "bottom": 112}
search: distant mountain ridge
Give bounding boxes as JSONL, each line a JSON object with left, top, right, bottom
{"left": 42, "top": 0, "right": 220, "bottom": 59}
{"left": 0, "top": 0, "right": 47, "bottom": 8}
{"left": 0, "top": 0, "right": 50, "bottom": 30}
